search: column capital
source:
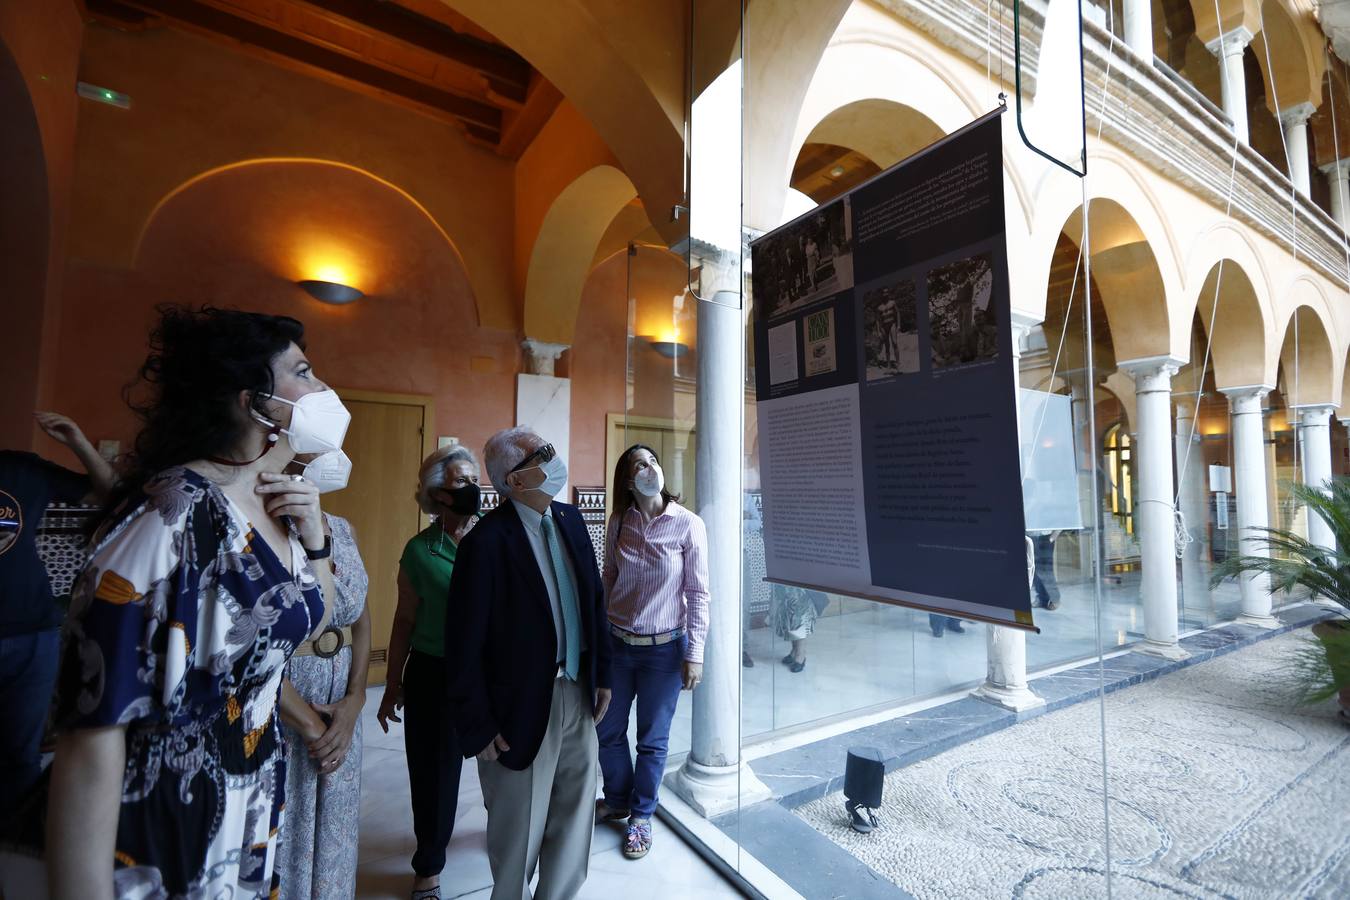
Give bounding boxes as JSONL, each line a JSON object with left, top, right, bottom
{"left": 1204, "top": 26, "right": 1254, "bottom": 59}
{"left": 521, "top": 339, "right": 569, "bottom": 376}
{"left": 1320, "top": 158, "right": 1350, "bottom": 178}
{"left": 1119, "top": 355, "right": 1186, "bottom": 392}
{"left": 1219, "top": 384, "right": 1273, "bottom": 414}
{"left": 1279, "top": 102, "right": 1317, "bottom": 129}
{"left": 1293, "top": 403, "right": 1338, "bottom": 426}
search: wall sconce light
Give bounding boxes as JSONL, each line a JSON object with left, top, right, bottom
{"left": 647, "top": 339, "right": 689, "bottom": 359}
{"left": 297, "top": 279, "right": 364, "bottom": 305}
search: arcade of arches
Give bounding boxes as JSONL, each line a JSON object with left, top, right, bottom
{"left": 4, "top": 0, "right": 1350, "bottom": 896}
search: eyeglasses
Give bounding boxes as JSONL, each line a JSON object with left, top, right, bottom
{"left": 510, "top": 442, "right": 556, "bottom": 474}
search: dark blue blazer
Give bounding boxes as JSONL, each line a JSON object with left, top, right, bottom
{"left": 445, "top": 498, "right": 611, "bottom": 770}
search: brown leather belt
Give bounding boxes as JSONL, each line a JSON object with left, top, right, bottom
{"left": 292, "top": 624, "right": 353, "bottom": 659}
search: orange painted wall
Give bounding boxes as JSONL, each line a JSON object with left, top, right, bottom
{"left": 67, "top": 24, "right": 518, "bottom": 330}
{"left": 569, "top": 251, "right": 628, "bottom": 487}
{"left": 54, "top": 160, "right": 519, "bottom": 470}
{"left": 568, "top": 246, "right": 695, "bottom": 487}
{"left": 0, "top": 1, "right": 83, "bottom": 452}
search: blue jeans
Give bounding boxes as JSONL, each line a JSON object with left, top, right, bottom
{"left": 596, "top": 632, "right": 685, "bottom": 819}
{"left": 0, "top": 628, "right": 60, "bottom": 822}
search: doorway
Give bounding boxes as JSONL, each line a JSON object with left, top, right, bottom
{"left": 323, "top": 389, "right": 434, "bottom": 686}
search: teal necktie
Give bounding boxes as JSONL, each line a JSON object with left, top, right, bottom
{"left": 540, "top": 512, "right": 581, "bottom": 681}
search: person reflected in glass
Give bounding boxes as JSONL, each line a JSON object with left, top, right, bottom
{"left": 376, "top": 445, "right": 481, "bottom": 900}
{"left": 929, "top": 613, "right": 966, "bottom": 637}
{"left": 1031, "top": 531, "right": 1061, "bottom": 610}
{"left": 771, "top": 584, "right": 827, "bottom": 672}
{"left": 596, "top": 444, "right": 709, "bottom": 859}
{"left": 44, "top": 306, "right": 338, "bottom": 899}
{"left": 277, "top": 445, "right": 371, "bottom": 899}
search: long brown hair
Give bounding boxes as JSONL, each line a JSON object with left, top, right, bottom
{"left": 610, "top": 443, "right": 681, "bottom": 523}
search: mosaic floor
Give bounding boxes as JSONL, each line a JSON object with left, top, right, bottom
{"left": 794, "top": 629, "right": 1350, "bottom": 899}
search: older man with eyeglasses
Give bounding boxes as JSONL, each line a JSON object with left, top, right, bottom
{"left": 445, "top": 426, "right": 611, "bottom": 900}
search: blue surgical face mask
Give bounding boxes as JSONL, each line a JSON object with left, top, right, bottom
{"left": 525, "top": 454, "right": 568, "bottom": 498}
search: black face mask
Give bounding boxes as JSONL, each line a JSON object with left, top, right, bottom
{"left": 440, "top": 483, "right": 481, "bottom": 516}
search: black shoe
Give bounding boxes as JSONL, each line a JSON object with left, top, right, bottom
{"left": 949, "top": 622, "right": 966, "bottom": 633}
{"left": 931, "top": 628, "right": 943, "bottom": 638}
{"left": 743, "top": 651, "right": 754, "bottom": 668}
{"left": 781, "top": 653, "right": 796, "bottom": 666}
{"left": 788, "top": 659, "right": 806, "bottom": 673}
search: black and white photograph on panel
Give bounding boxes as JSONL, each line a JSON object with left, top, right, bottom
{"left": 751, "top": 197, "right": 854, "bottom": 320}
{"left": 861, "top": 275, "right": 920, "bottom": 381}
{"left": 926, "top": 252, "right": 997, "bottom": 370}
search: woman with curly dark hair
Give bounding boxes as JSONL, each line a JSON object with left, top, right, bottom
{"left": 43, "top": 306, "right": 344, "bottom": 900}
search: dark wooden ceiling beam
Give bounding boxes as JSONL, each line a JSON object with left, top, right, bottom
{"left": 288, "top": 0, "right": 529, "bottom": 102}
{"left": 109, "top": 0, "right": 503, "bottom": 136}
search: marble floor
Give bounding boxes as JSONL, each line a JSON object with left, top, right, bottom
{"left": 794, "top": 628, "right": 1350, "bottom": 899}
{"left": 354, "top": 696, "right": 745, "bottom": 899}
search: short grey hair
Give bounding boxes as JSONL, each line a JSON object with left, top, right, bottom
{"left": 415, "top": 444, "right": 480, "bottom": 514}
{"left": 483, "top": 426, "right": 542, "bottom": 496}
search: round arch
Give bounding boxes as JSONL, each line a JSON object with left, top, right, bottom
{"left": 787, "top": 32, "right": 1031, "bottom": 230}
{"left": 135, "top": 157, "right": 472, "bottom": 289}
{"left": 1252, "top": 0, "right": 1328, "bottom": 113}
{"left": 523, "top": 165, "right": 639, "bottom": 345}
{"left": 1028, "top": 152, "right": 1184, "bottom": 357}
{"left": 1180, "top": 222, "right": 1276, "bottom": 389}
{"left": 1274, "top": 302, "right": 1339, "bottom": 408}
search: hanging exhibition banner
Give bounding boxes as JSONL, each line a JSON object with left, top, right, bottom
{"left": 750, "top": 110, "right": 1036, "bottom": 630}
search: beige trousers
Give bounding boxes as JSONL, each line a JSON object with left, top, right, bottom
{"left": 477, "top": 677, "right": 598, "bottom": 900}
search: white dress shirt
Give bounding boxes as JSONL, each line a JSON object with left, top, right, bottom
{"left": 511, "top": 499, "right": 587, "bottom": 663}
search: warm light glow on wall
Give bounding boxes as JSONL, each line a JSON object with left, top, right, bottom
{"left": 292, "top": 235, "right": 369, "bottom": 293}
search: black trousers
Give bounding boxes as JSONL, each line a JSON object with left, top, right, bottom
{"left": 403, "top": 649, "right": 464, "bottom": 877}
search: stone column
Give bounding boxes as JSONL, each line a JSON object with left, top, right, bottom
{"left": 1121, "top": 356, "right": 1188, "bottom": 659}
{"left": 1173, "top": 394, "right": 1211, "bottom": 621}
{"left": 1205, "top": 28, "right": 1254, "bottom": 144}
{"left": 1280, "top": 103, "right": 1315, "bottom": 196}
{"left": 1123, "top": 0, "right": 1154, "bottom": 60}
{"left": 1221, "top": 385, "right": 1278, "bottom": 627}
{"left": 1321, "top": 159, "right": 1350, "bottom": 231}
{"left": 1062, "top": 368, "right": 1097, "bottom": 575}
{"left": 1296, "top": 404, "right": 1337, "bottom": 554}
{"left": 973, "top": 313, "right": 1045, "bottom": 712}
{"left": 671, "top": 257, "right": 771, "bottom": 818}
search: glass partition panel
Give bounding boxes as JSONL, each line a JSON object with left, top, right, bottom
{"left": 620, "top": 242, "right": 700, "bottom": 759}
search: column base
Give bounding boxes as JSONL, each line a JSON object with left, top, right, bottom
{"left": 1137, "top": 639, "right": 1190, "bottom": 661}
{"left": 1235, "top": 613, "right": 1280, "bottom": 630}
{"left": 667, "top": 757, "right": 772, "bottom": 819}
{"left": 971, "top": 681, "right": 1046, "bottom": 712}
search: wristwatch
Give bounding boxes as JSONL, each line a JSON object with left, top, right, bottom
{"left": 304, "top": 535, "right": 332, "bottom": 561}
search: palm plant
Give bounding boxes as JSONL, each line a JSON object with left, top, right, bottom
{"left": 1211, "top": 478, "right": 1350, "bottom": 712}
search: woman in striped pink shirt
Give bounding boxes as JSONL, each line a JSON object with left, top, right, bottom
{"left": 595, "top": 444, "right": 710, "bottom": 860}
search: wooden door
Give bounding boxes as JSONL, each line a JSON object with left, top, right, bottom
{"left": 323, "top": 393, "right": 430, "bottom": 686}
{"left": 605, "top": 413, "right": 697, "bottom": 513}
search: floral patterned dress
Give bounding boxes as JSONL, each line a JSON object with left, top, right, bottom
{"left": 277, "top": 513, "right": 367, "bottom": 899}
{"left": 55, "top": 466, "right": 325, "bottom": 899}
